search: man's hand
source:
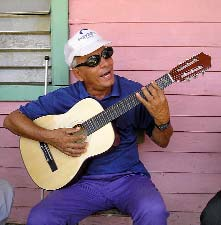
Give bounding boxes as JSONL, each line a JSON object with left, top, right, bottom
{"left": 136, "top": 81, "right": 170, "bottom": 125}
{"left": 46, "top": 126, "right": 88, "bottom": 157}
{"left": 136, "top": 81, "right": 173, "bottom": 148}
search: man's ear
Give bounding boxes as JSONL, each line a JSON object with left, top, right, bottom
{"left": 71, "top": 68, "right": 83, "bottom": 81}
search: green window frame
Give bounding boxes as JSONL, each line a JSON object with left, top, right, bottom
{"left": 0, "top": 0, "right": 69, "bottom": 101}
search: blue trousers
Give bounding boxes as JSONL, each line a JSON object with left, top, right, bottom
{"left": 27, "top": 173, "right": 169, "bottom": 225}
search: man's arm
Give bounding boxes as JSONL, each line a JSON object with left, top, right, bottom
{"left": 136, "top": 81, "right": 173, "bottom": 147}
{"left": 150, "top": 123, "right": 173, "bottom": 147}
{"left": 3, "top": 110, "right": 87, "bottom": 157}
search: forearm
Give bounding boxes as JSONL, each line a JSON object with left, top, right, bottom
{"left": 4, "top": 110, "right": 88, "bottom": 157}
{"left": 151, "top": 123, "right": 173, "bottom": 148}
{"left": 3, "top": 109, "right": 50, "bottom": 142}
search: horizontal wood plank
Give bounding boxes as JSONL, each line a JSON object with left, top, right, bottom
{"left": 0, "top": 147, "right": 23, "bottom": 167}
{"left": 2, "top": 95, "right": 221, "bottom": 117}
{"left": 168, "top": 212, "right": 200, "bottom": 225}
{"left": 0, "top": 15, "right": 50, "bottom": 33}
{"left": 1, "top": 130, "right": 221, "bottom": 152}
{"left": 2, "top": 114, "right": 221, "bottom": 133}
{"left": 0, "top": 167, "right": 37, "bottom": 188}
{"left": 1, "top": 115, "right": 221, "bottom": 151}
{"left": 0, "top": 68, "right": 52, "bottom": 83}
{"left": 0, "top": 0, "right": 50, "bottom": 14}
{"left": 0, "top": 51, "right": 51, "bottom": 67}
{"left": 0, "top": 34, "right": 50, "bottom": 49}
{"left": 69, "top": 0, "right": 221, "bottom": 23}
{"left": 63, "top": 47, "right": 217, "bottom": 73}
{"left": 168, "top": 95, "right": 221, "bottom": 116}
{"left": 0, "top": 85, "right": 64, "bottom": 101}
{"left": 70, "top": 71, "right": 219, "bottom": 96}
{"left": 164, "top": 193, "right": 214, "bottom": 213}
{"left": 13, "top": 187, "right": 40, "bottom": 207}
{"left": 140, "top": 152, "right": 221, "bottom": 173}
{"left": 140, "top": 132, "right": 221, "bottom": 153}
{"left": 151, "top": 172, "right": 221, "bottom": 194}
{"left": 70, "top": 23, "right": 221, "bottom": 47}
{"left": 0, "top": 129, "right": 19, "bottom": 147}
{"left": 112, "top": 47, "right": 218, "bottom": 71}
{"left": 171, "top": 116, "right": 221, "bottom": 132}
{"left": 1, "top": 122, "right": 221, "bottom": 149}
{"left": 0, "top": 102, "right": 28, "bottom": 114}
{"left": 114, "top": 71, "right": 220, "bottom": 96}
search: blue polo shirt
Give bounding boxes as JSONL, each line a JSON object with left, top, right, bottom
{"left": 19, "top": 75, "right": 155, "bottom": 176}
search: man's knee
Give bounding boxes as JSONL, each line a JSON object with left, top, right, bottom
{"left": 133, "top": 198, "right": 169, "bottom": 225}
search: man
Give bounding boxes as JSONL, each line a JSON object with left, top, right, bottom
{"left": 4, "top": 28, "right": 173, "bottom": 225}
{"left": 200, "top": 190, "right": 221, "bottom": 225}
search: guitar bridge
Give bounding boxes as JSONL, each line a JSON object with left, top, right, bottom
{"left": 39, "top": 142, "right": 58, "bottom": 172}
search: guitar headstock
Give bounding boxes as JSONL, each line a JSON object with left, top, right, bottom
{"left": 169, "top": 52, "right": 211, "bottom": 82}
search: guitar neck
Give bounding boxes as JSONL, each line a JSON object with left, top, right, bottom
{"left": 83, "top": 74, "right": 174, "bottom": 135}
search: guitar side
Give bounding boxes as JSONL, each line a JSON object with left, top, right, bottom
{"left": 20, "top": 98, "right": 115, "bottom": 190}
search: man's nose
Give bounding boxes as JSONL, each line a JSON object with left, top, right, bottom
{"left": 99, "top": 56, "right": 109, "bottom": 67}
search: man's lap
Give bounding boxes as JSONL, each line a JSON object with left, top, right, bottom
{"left": 27, "top": 172, "right": 168, "bottom": 225}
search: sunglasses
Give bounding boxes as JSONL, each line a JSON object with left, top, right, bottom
{"left": 74, "top": 46, "right": 113, "bottom": 68}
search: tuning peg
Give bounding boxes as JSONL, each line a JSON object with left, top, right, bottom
{"left": 186, "top": 77, "right": 192, "bottom": 82}
{"left": 193, "top": 75, "right": 198, "bottom": 79}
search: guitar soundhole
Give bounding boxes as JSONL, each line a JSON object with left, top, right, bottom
{"left": 73, "top": 124, "right": 84, "bottom": 129}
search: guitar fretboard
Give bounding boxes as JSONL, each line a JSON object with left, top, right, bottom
{"left": 82, "top": 74, "right": 173, "bottom": 135}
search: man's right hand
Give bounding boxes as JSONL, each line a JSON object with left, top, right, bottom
{"left": 46, "top": 127, "right": 88, "bottom": 157}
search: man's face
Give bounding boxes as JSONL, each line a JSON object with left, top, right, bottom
{"left": 73, "top": 47, "right": 114, "bottom": 96}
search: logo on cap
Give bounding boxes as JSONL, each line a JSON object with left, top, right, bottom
{"left": 78, "top": 29, "right": 96, "bottom": 41}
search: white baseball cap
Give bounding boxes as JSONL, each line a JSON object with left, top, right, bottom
{"left": 64, "top": 28, "right": 112, "bottom": 67}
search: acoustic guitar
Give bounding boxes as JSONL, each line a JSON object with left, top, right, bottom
{"left": 20, "top": 52, "right": 211, "bottom": 190}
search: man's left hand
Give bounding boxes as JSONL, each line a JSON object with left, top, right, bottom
{"left": 136, "top": 81, "right": 170, "bottom": 125}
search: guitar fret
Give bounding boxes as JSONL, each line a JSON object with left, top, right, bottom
{"left": 155, "top": 74, "right": 173, "bottom": 89}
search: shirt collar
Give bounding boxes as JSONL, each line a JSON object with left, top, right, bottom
{"left": 78, "top": 75, "right": 120, "bottom": 100}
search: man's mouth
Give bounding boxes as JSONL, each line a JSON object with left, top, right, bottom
{"left": 100, "top": 71, "right": 111, "bottom": 78}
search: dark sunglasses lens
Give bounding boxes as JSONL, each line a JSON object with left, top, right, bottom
{"left": 86, "top": 55, "right": 100, "bottom": 67}
{"left": 102, "top": 47, "right": 113, "bottom": 59}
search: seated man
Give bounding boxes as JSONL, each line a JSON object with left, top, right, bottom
{"left": 4, "top": 28, "right": 173, "bottom": 225}
{"left": 200, "top": 190, "right": 221, "bottom": 225}
{"left": 0, "top": 179, "right": 14, "bottom": 225}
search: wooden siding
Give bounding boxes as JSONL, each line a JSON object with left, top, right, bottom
{"left": 0, "top": 0, "right": 51, "bottom": 223}
{"left": 0, "top": 0, "right": 221, "bottom": 225}
{"left": 0, "top": 103, "right": 40, "bottom": 223}
{"left": 0, "top": 0, "right": 50, "bottom": 14}
{"left": 69, "top": 1, "right": 221, "bottom": 225}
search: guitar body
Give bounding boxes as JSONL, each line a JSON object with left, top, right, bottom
{"left": 20, "top": 98, "right": 115, "bottom": 190}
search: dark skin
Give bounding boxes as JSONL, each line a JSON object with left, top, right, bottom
{"left": 3, "top": 47, "right": 173, "bottom": 157}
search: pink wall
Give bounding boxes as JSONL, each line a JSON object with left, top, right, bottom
{"left": 69, "top": 1, "right": 221, "bottom": 225}
{"left": 1, "top": 0, "right": 221, "bottom": 224}
{"left": 0, "top": 102, "right": 40, "bottom": 223}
